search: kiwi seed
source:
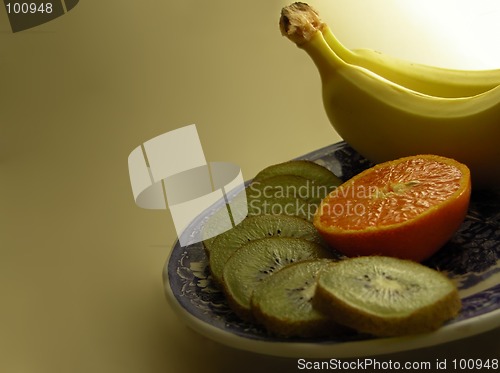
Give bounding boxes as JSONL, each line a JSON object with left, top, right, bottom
{"left": 222, "top": 237, "right": 333, "bottom": 321}
{"left": 209, "top": 214, "right": 326, "bottom": 286}
{"left": 313, "top": 256, "right": 461, "bottom": 337}
{"left": 251, "top": 259, "right": 347, "bottom": 338}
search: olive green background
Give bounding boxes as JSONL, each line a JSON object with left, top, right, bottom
{"left": 1, "top": 1, "right": 498, "bottom": 372}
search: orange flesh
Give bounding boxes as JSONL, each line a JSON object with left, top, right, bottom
{"left": 318, "top": 158, "right": 463, "bottom": 230}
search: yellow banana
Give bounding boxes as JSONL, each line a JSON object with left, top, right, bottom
{"left": 324, "top": 28, "right": 500, "bottom": 99}
{"left": 280, "top": 3, "right": 500, "bottom": 189}
{"left": 283, "top": 3, "right": 500, "bottom": 98}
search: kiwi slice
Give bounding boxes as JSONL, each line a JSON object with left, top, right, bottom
{"left": 206, "top": 161, "right": 340, "bottom": 249}
{"left": 246, "top": 174, "right": 328, "bottom": 220}
{"left": 247, "top": 194, "right": 313, "bottom": 221}
{"left": 202, "top": 191, "right": 247, "bottom": 254}
{"left": 223, "top": 237, "right": 333, "bottom": 320}
{"left": 314, "top": 256, "right": 461, "bottom": 337}
{"left": 209, "top": 214, "right": 326, "bottom": 286}
{"left": 202, "top": 206, "right": 233, "bottom": 253}
{"left": 253, "top": 160, "right": 341, "bottom": 190}
{"left": 251, "top": 259, "right": 345, "bottom": 338}
{"left": 248, "top": 174, "right": 329, "bottom": 203}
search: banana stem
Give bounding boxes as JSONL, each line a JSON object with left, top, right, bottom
{"left": 279, "top": 2, "right": 325, "bottom": 45}
{"left": 280, "top": 3, "right": 346, "bottom": 77}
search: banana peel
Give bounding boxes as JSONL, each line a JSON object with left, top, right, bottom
{"left": 280, "top": 3, "right": 500, "bottom": 189}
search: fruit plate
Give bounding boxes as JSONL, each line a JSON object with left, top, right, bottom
{"left": 163, "top": 141, "right": 500, "bottom": 358}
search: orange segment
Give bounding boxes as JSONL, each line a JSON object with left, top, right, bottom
{"left": 313, "top": 155, "right": 471, "bottom": 262}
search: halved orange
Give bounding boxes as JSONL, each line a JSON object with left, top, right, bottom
{"left": 313, "top": 155, "right": 471, "bottom": 262}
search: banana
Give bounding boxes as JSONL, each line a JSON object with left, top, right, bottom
{"left": 283, "top": 3, "right": 500, "bottom": 98}
{"left": 280, "top": 3, "right": 500, "bottom": 189}
{"left": 323, "top": 28, "right": 500, "bottom": 99}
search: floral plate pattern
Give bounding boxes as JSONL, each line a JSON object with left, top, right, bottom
{"left": 163, "top": 141, "right": 500, "bottom": 358}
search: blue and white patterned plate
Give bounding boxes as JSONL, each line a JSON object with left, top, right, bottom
{"left": 163, "top": 141, "right": 500, "bottom": 358}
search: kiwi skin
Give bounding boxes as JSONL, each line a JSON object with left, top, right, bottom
{"left": 313, "top": 260, "right": 461, "bottom": 337}
{"left": 253, "top": 160, "right": 341, "bottom": 189}
{"left": 252, "top": 301, "right": 345, "bottom": 339}
{"left": 251, "top": 259, "right": 350, "bottom": 338}
{"left": 314, "top": 285, "right": 460, "bottom": 337}
{"left": 209, "top": 214, "right": 327, "bottom": 288}
{"left": 221, "top": 238, "right": 333, "bottom": 322}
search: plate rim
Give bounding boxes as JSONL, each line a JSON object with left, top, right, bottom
{"left": 162, "top": 141, "right": 500, "bottom": 358}
{"left": 162, "top": 250, "right": 500, "bottom": 358}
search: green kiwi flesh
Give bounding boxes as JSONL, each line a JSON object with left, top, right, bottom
{"left": 202, "top": 206, "right": 233, "bottom": 253}
{"left": 247, "top": 194, "right": 313, "bottom": 221}
{"left": 222, "top": 237, "right": 333, "bottom": 321}
{"left": 205, "top": 161, "right": 340, "bottom": 251}
{"left": 202, "top": 189, "right": 247, "bottom": 253}
{"left": 253, "top": 160, "right": 341, "bottom": 190}
{"left": 246, "top": 174, "right": 330, "bottom": 221}
{"left": 251, "top": 259, "right": 345, "bottom": 338}
{"left": 314, "top": 256, "right": 461, "bottom": 337}
{"left": 209, "top": 215, "right": 325, "bottom": 286}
